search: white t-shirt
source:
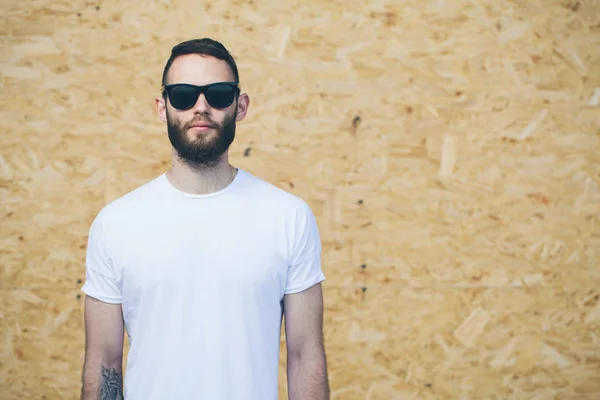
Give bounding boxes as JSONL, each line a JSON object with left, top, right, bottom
{"left": 81, "top": 168, "right": 326, "bottom": 400}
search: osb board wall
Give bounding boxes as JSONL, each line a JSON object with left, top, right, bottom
{"left": 1, "top": 0, "right": 599, "bottom": 398}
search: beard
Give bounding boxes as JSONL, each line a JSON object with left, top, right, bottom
{"left": 167, "top": 108, "right": 237, "bottom": 170}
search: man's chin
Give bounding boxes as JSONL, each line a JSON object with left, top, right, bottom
{"left": 186, "top": 130, "right": 218, "bottom": 146}
{"left": 187, "top": 126, "right": 215, "bottom": 135}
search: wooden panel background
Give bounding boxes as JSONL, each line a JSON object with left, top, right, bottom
{"left": 1, "top": 0, "right": 599, "bottom": 398}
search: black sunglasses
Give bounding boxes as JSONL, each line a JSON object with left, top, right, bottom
{"left": 162, "top": 81, "right": 240, "bottom": 110}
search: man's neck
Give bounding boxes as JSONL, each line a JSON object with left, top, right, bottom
{"left": 165, "top": 154, "right": 238, "bottom": 196}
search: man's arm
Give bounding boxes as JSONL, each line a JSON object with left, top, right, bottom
{"left": 81, "top": 295, "right": 125, "bottom": 400}
{"left": 283, "top": 282, "right": 329, "bottom": 400}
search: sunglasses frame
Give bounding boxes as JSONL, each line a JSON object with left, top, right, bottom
{"left": 161, "top": 81, "right": 240, "bottom": 110}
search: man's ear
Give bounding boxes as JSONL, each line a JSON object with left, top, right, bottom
{"left": 235, "top": 93, "right": 250, "bottom": 122}
{"left": 156, "top": 96, "right": 167, "bottom": 123}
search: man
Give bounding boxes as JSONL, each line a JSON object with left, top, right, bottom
{"left": 80, "top": 38, "right": 330, "bottom": 400}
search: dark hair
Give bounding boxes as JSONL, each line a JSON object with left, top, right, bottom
{"left": 161, "top": 38, "right": 240, "bottom": 90}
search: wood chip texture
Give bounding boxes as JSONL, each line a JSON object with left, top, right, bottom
{"left": 1, "top": 0, "right": 599, "bottom": 399}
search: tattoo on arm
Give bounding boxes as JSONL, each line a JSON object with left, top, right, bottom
{"left": 99, "top": 366, "right": 124, "bottom": 400}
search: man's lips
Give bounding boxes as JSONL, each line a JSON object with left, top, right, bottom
{"left": 189, "top": 122, "right": 215, "bottom": 131}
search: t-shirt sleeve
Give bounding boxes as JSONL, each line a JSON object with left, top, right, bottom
{"left": 284, "top": 200, "right": 326, "bottom": 295}
{"left": 81, "top": 209, "right": 123, "bottom": 304}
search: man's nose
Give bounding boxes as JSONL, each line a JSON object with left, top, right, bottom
{"left": 191, "top": 93, "right": 211, "bottom": 113}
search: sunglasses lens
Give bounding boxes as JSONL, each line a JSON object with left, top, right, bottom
{"left": 205, "top": 84, "right": 236, "bottom": 108}
{"left": 169, "top": 85, "right": 200, "bottom": 110}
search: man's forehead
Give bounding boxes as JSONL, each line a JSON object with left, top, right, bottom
{"left": 167, "top": 54, "right": 234, "bottom": 84}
